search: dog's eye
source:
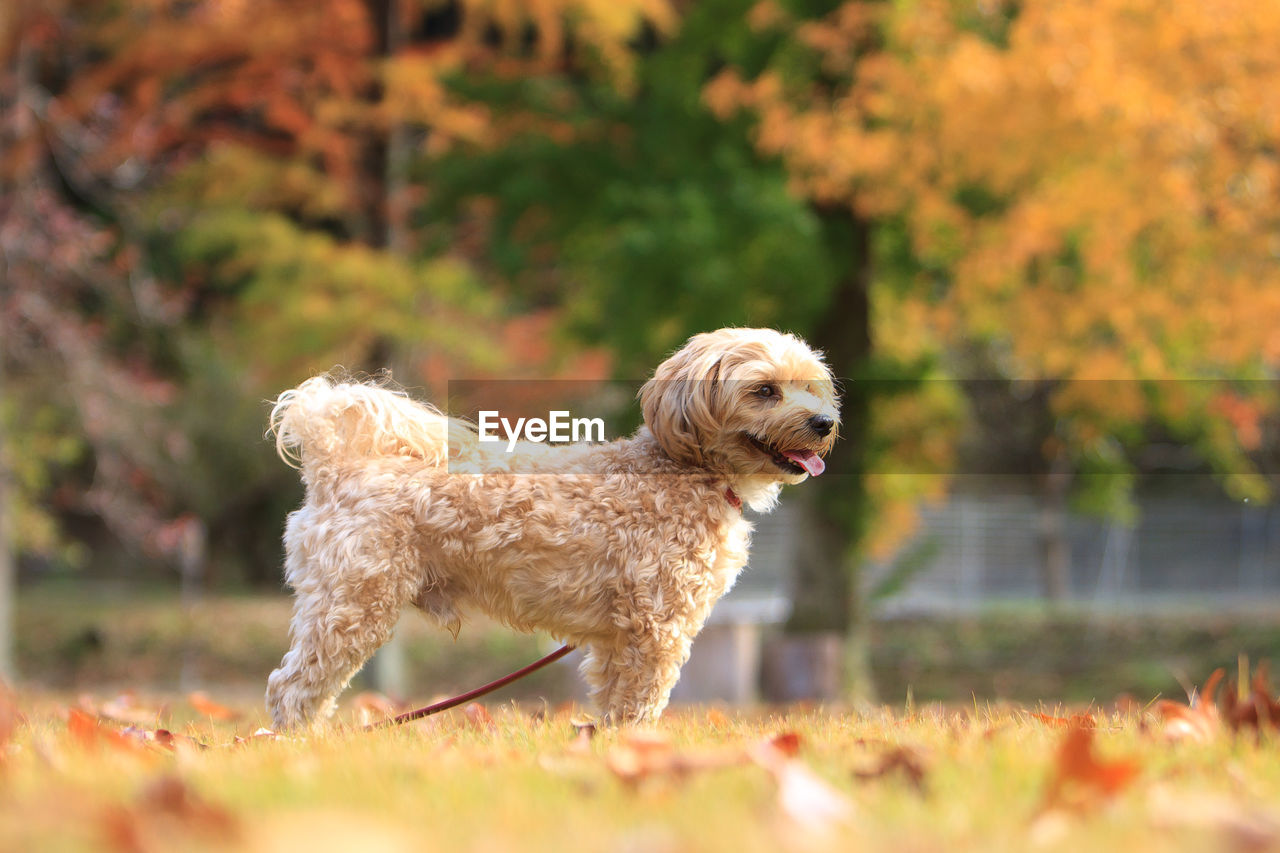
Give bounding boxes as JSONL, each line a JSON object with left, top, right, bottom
{"left": 755, "top": 384, "right": 778, "bottom": 399}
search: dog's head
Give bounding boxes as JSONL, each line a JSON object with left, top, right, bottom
{"left": 639, "top": 328, "right": 839, "bottom": 504}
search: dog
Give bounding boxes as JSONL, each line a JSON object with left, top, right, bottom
{"left": 265, "top": 327, "right": 839, "bottom": 728}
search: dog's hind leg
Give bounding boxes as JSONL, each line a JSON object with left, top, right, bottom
{"left": 265, "top": 541, "right": 419, "bottom": 731}
{"left": 265, "top": 582, "right": 405, "bottom": 729}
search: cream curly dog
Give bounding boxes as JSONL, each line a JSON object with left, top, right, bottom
{"left": 265, "top": 328, "right": 839, "bottom": 728}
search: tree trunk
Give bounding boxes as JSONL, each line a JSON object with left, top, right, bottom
{"left": 0, "top": 372, "right": 14, "bottom": 684}
{"left": 1040, "top": 454, "right": 1072, "bottom": 602}
{"left": 0, "top": 24, "right": 39, "bottom": 686}
{"left": 782, "top": 206, "right": 874, "bottom": 701}
{"left": 360, "top": 0, "right": 411, "bottom": 697}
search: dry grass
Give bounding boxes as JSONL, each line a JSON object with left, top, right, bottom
{"left": 2, "top": 685, "right": 1279, "bottom": 852}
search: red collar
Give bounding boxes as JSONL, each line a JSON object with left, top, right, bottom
{"left": 724, "top": 486, "right": 742, "bottom": 511}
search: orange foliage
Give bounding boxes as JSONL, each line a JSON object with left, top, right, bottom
{"left": 714, "top": 0, "right": 1280, "bottom": 504}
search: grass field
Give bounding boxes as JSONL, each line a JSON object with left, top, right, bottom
{"left": 11, "top": 584, "right": 1280, "bottom": 850}
{"left": 19, "top": 583, "right": 1280, "bottom": 704}
{"left": 2, "top": 683, "right": 1277, "bottom": 852}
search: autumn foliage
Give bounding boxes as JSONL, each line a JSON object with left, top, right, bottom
{"left": 3, "top": 0, "right": 1280, "bottom": 748}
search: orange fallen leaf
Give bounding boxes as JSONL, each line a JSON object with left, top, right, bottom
{"left": 462, "top": 702, "right": 496, "bottom": 733}
{"left": 749, "top": 735, "right": 855, "bottom": 836}
{"left": 121, "top": 727, "right": 209, "bottom": 752}
{"left": 606, "top": 730, "right": 675, "bottom": 785}
{"left": 66, "top": 709, "right": 152, "bottom": 756}
{"left": 1222, "top": 661, "right": 1280, "bottom": 734}
{"left": 767, "top": 731, "right": 803, "bottom": 758}
{"left": 68, "top": 708, "right": 100, "bottom": 746}
{"left": 1040, "top": 723, "right": 1139, "bottom": 814}
{"left": 607, "top": 730, "right": 745, "bottom": 788}
{"left": 352, "top": 692, "right": 401, "bottom": 726}
{"left": 1156, "top": 669, "right": 1223, "bottom": 743}
{"left": 186, "top": 692, "right": 239, "bottom": 722}
{"left": 1030, "top": 712, "right": 1097, "bottom": 729}
{"left": 102, "top": 775, "right": 239, "bottom": 851}
{"left": 705, "top": 708, "right": 730, "bottom": 728}
{"left": 605, "top": 729, "right": 852, "bottom": 836}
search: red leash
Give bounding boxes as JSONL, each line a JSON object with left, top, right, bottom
{"left": 364, "top": 644, "right": 576, "bottom": 731}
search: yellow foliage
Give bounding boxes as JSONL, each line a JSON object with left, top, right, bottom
{"left": 731, "top": 0, "right": 1277, "bottom": 388}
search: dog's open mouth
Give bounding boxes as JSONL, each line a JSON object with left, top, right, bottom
{"left": 743, "top": 434, "right": 826, "bottom": 477}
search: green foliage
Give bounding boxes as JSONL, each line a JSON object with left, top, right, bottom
{"left": 174, "top": 209, "right": 500, "bottom": 378}
{"left": 0, "top": 400, "right": 86, "bottom": 566}
{"left": 428, "top": 0, "right": 836, "bottom": 372}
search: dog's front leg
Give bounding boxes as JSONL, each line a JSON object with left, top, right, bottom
{"left": 579, "top": 629, "right": 693, "bottom": 725}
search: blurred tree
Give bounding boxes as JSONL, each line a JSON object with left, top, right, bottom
{"left": 1, "top": 0, "right": 669, "bottom": 589}
{"left": 427, "top": 0, "right": 959, "bottom": 698}
{"left": 434, "top": 0, "right": 1280, "bottom": 693}
{"left": 1, "top": 1, "right": 185, "bottom": 568}
{"left": 714, "top": 0, "right": 1279, "bottom": 605}
{"left": 882, "top": 0, "right": 1279, "bottom": 595}
{"left": 426, "top": 0, "right": 831, "bottom": 369}
{"left": 699, "top": 0, "right": 950, "bottom": 697}
{"left": 6, "top": 0, "right": 1277, "bottom": 695}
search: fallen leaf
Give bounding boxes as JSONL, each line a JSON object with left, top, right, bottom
{"left": 604, "top": 728, "right": 852, "bottom": 840}
{"left": 67, "top": 709, "right": 149, "bottom": 755}
{"left": 352, "top": 692, "right": 401, "bottom": 727}
{"left": 567, "top": 720, "right": 596, "bottom": 755}
{"left": 103, "top": 775, "right": 239, "bottom": 851}
{"left": 607, "top": 730, "right": 744, "bottom": 788}
{"left": 852, "top": 745, "right": 929, "bottom": 794}
{"left": 607, "top": 730, "right": 675, "bottom": 785}
{"left": 462, "top": 702, "right": 496, "bottom": 733}
{"left": 68, "top": 708, "right": 100, "bottom": 746}
{"left": 767, "top": 731, "right": 803, "bottom": 758}
{"left": 1157, "top": 669, "right": 1224, "bottom": 743}
{"left": 705, "top": 708, "right": 730, "bottom": 728}
{"left": 1040, "top": 723, "right": 1139, "bottom": 814}
{"left": 96, "top": 692, "right": 165, "bottom": 727}
{"left": 1222, "top": 661, "right": 1280, "bottom": 734}
{"left": 186, "top": 692, "right": 239, "bottom": 722}
{"left": 121, "top": 727, "right": 209, "bottom": 752}
{"left": 233, "top": 727, "right": 289, "bottom": 745}
{"left": 1030, "top": 712, "right": 1097, "bottom": 729}
{"left": 749, "top": 736, "right": 855, "bottom": 837}
{"left": 141, "top": 775, "right": 237, "bottom": 830}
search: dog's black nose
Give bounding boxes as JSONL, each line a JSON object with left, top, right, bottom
{"left": 808, "top": 414, "right": 834, "bottom": 437}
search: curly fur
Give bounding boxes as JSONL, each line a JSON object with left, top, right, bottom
{"left": 265, "top": 328, "right": 839, "bottom": 728}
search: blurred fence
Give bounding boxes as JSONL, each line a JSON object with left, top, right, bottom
{"left": 866, "top": 491, "right": 1280, "bottom": 611}
{"left": 730, "top": 491, "right": 1280, "bottom": 617}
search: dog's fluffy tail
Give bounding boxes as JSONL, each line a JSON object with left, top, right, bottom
{"left": 269, "top": 375, "right": 457, "bottom": 474}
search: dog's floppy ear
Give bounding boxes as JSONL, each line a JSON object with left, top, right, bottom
{"left": 639, "top": 339, "right": 725, "bottom": 467}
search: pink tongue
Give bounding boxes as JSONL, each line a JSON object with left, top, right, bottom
{"left": 783, "top": 449, "right": 825, "bottom": 477}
